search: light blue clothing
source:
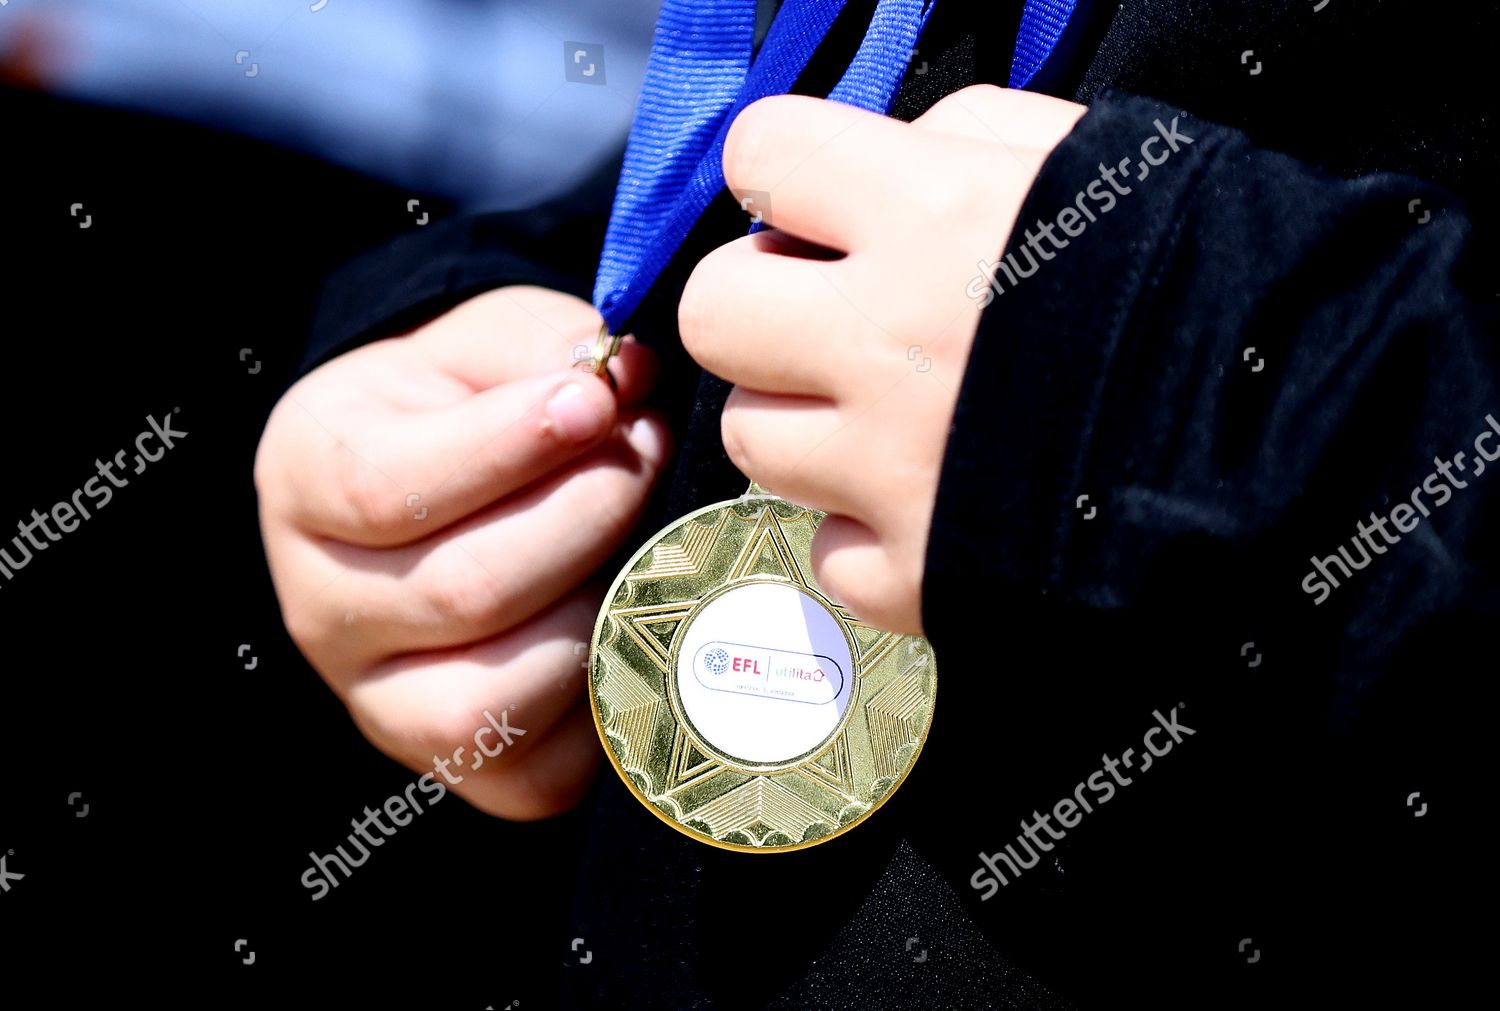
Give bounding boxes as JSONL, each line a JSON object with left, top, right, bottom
{"left": 0, "top": 0, "right": 656, "bottom": 210}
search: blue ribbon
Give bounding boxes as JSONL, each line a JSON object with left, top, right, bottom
{"left": 1009, "top": 0, "right": 1080, "bottom": 88}
{"left": 595, "top": 0, "right": 1076, "bottom": 334}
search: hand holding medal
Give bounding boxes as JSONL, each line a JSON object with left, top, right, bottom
{"left": 257, "top": 286, "right": 673, "bottom": 821}
{"left": 257, "top": 0, "right": 1084, "bottom": 843}
{"left": 686, "top": 86, "right": 1086, "bottom": 634}
{"left": 580, "top": 0, "right": 1085, "bottom": 848}
{"left": 579, "top": 0, "right": 949, "bottom": 851}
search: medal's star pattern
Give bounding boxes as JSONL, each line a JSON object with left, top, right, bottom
{"left": 683, "top": 776, "right": 832, "bottom": 843}
{"left": 725, "top": 504, "right": 806, "bottom": 584}
{"left": 865, "top": 659, "right": 929, "bottom": 781}
{"left": 628, "top": 511, "right": 726, "bottom": 581}
{"left": 797, "top": 732, "right": 855, "bottom": 795}
{"left": 591, "top": 498, "right": 936, "bottom": 851}
{"left": 663, "top": 724, "right": 729, "bottom": 795}
{"left": 595, "top": 650, "right": 662, "bottom": 771}
{"left": 612, "top": 600, "right": 695, "bottom": 673}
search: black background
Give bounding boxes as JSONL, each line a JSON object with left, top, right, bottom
{"left": 1, "top": 87, "right": 583, "bottom": 1005}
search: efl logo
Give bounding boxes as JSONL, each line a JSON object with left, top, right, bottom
{"left": 692, "top": 641, "right": 844, "bottom": 705}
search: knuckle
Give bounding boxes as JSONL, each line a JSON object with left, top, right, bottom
{"left": 349, "top": 673, "right": 495, "bottom": 775}
{"left": 418, "top": 693, "right": 487, "bottom": 760}
{"left": 253, "top": 391, "right": 311, "bottom": 509}
{"left": 348, "top": 688, "right": 433, "bottom": 761}
{"left": 421, "top": 550, "right": 504, "bottom": 630}
{"left": 351, "top": 666, "right": 468, "bottom": 753}
{"left": 931, "top": 83, "right": 1007, "bottom": 115}
{"left": 281, "top": 594, "right": 339, "bottom": 669}
{"left": 906, "top": 163, "right": 986, "bottom": 224}
{"left": 924, "top": 84, "right": 1026, "bottom": 136}
{"left": 335, "top": 439, "right": 403, "bottom": 535}
{"left": 252, "top": 413, "right": 284, "bottom": 503}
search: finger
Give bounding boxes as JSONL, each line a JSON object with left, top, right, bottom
{"left": 411, "top": 286, "right": 659, "bottom": 406}
{"left": 281, "top": 369, "right": 627, "bottom": 547}
{"left": 282, "top": 412, "right": 673, "bottom": 678}
{"left": 680, "top": 231, "right": 858, "bottom": 396}
{"left": 910, "top": 85, "right": 1087, "bottom": 153}
{"left": 458, "top": 700, "right": 602, "bottom": 820}
{"left": 348, "top": 585, "right": 597, "bottom": 771}
{"left": 603, "top": 336, "right": 660, "bottom": 408}
{"left": 810, "top": 514, "right": 922, "bottom": 635}
{"left": 345, "top": 590, "right": 605, "bottom": 820}
{"left": 723, "top": 94, "right": 929, "bottom": 251}
{"left": 719, "top": 387, "right": 873, "bottom": 522}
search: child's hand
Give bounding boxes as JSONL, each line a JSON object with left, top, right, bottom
{"left": 680, "top": 86, "right": 1086, "bottom": 635}
{"left": 255, "top": 286, "right": 672, "bottom": 818}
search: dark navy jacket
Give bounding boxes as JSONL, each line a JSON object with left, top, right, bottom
{"left": 300, "top": 1, "right": 1496, "bottom": 1006}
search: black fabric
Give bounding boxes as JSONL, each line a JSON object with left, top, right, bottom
{"left": 918, "top": 87, "right": 1494, "bottom": 1007}
{"left": 767, "top": 840, "right": 1075, "bottom": 1010}
{"left": 292, "top": 0, "right": 1494, "bottom": 1006}
{"left": 928, "top": 88, "right": 1496, "bottom": 723}
{"left": 299, "top": 151, "right": 616, "bottom": 374}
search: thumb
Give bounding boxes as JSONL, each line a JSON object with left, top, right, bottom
{"left": 331, "top": 370, "right": 622, "bottom": 546}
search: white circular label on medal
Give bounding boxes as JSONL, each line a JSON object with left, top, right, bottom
{"left": 674, "top": 580, "right": 854, "bottom": 765}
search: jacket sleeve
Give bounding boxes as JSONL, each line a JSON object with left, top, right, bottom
{"left": 924, "top": 89, "right": 1498, "bottom": 717}
{"left": 296, "top": 148, "right": 624, "bottom": 377}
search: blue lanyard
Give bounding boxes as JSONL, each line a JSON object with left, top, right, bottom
{"left": 1010, "top": 0, "right": 1080, "bottom": 88}
{"left": 594, "top": 0, "right": 1077, "bottom": 335}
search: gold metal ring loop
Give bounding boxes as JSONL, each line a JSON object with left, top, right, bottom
{"left": 578, "top": 324, "right": 624, "bottom": 393}
{"left": 593, "top": 325, "right": 623, "bottom": 376}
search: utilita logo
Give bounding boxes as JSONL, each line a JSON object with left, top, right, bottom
{"left": 693, "top": 641, "right": 844, "bottom": 705}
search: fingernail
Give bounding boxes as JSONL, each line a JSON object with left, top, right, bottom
{"left": 545, "top": 382, "right": 608, "bottom": 442}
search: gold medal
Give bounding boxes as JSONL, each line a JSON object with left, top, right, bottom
{"left": 586, "top": 483, "right": 937, "bottom": 852}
